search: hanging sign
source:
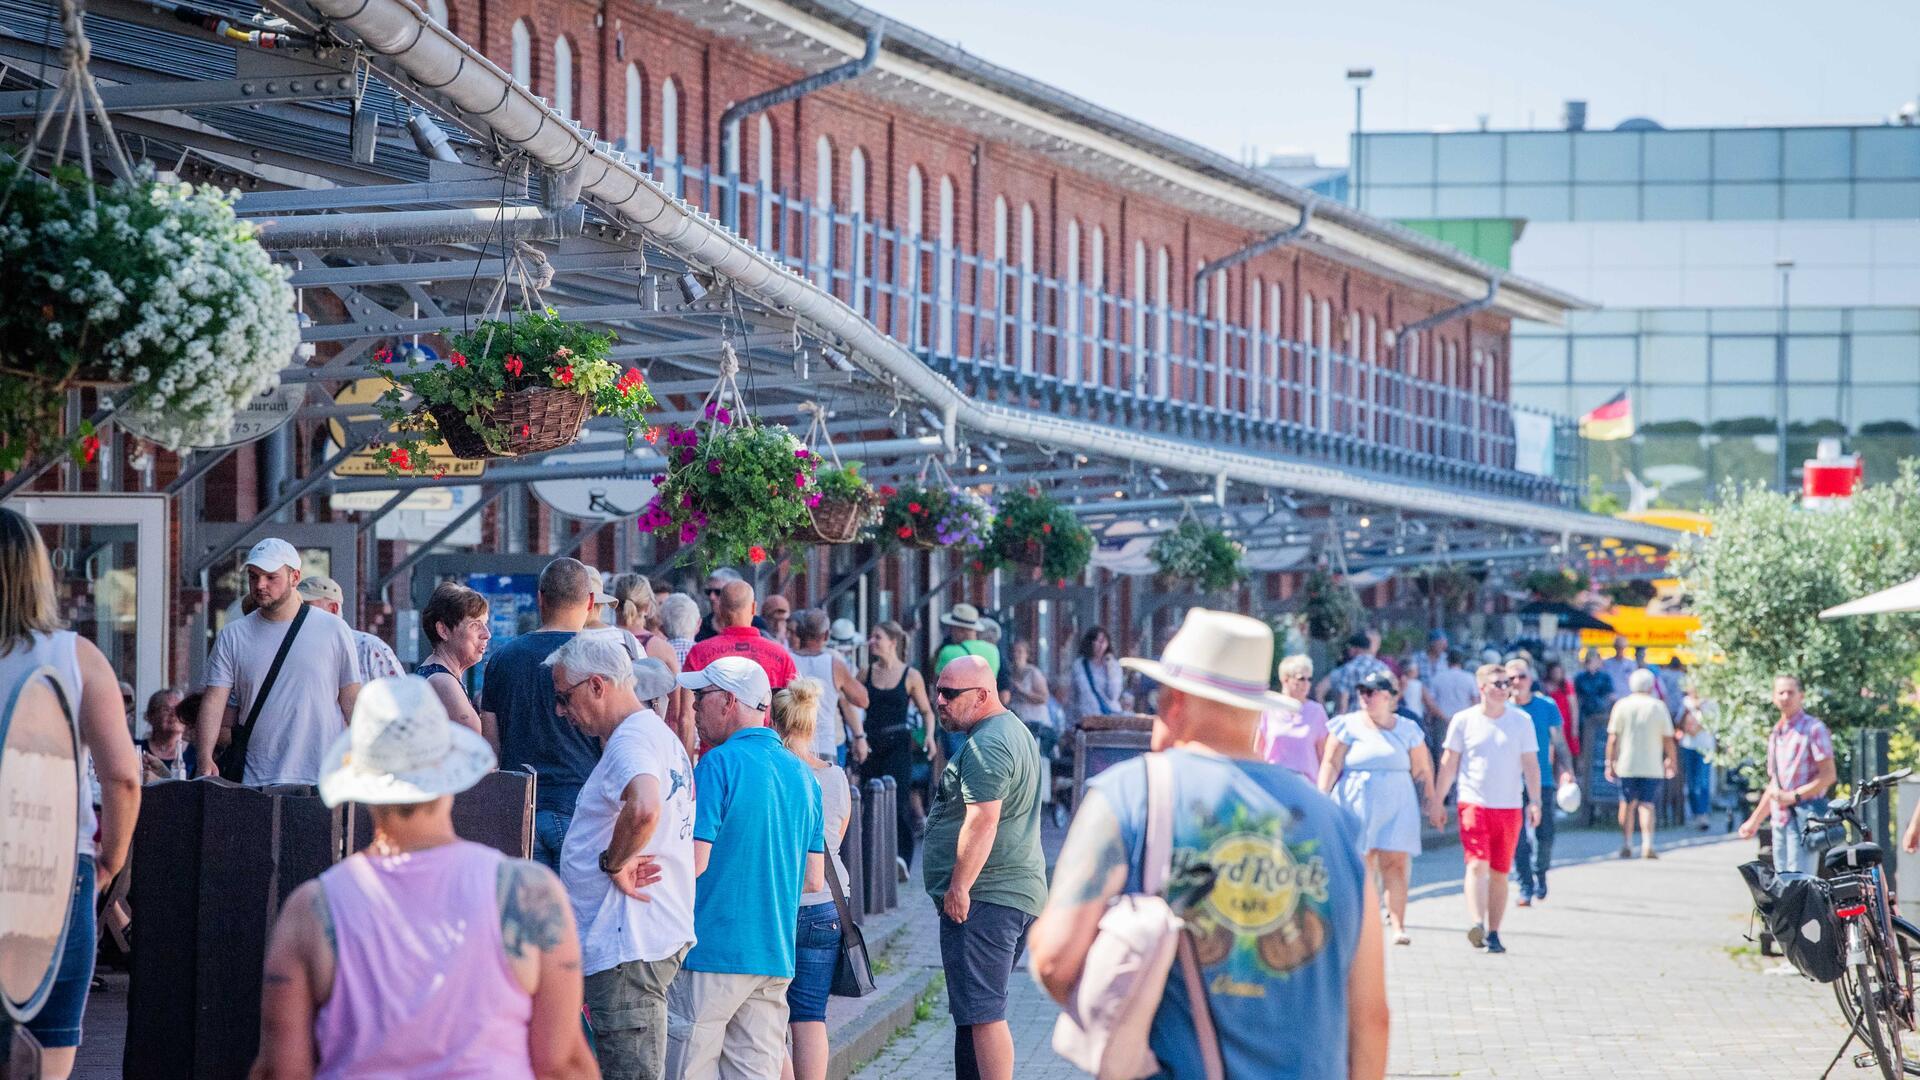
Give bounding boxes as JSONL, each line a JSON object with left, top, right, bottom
{"left": 118, "top": 382, "right": 306, "bottom": 449}
{"left": 0, "top": 666, "right": 81, "bottom": 1024}
{"left": 329, "top": 377, "right": 485, "bottom": 478}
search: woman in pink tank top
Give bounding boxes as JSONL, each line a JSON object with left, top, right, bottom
{"left": 252, "top": 675, "right": 600, "bottom": 1079}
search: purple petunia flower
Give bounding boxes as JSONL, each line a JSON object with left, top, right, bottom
{"left": 704, "top": 402, "right": 717, "bottom": 419}
{"left": 653, "top": 474, "right": 667, "bottom": 484}
{"left": 795, "top": 448, "right": 810, "bottom": 459}
{"left": 680, "top": 523, "right": 699, "bottom": 544}
{"left": 707, "top": 459, "right": 723, "bottom": 474}
{"left": 806, "top": 493, "right": 822, "bottom": 507}
{"left": 793, "top": 472, "right": 807, "bottom": 488}
{"left": 715, "top": 407, "right": 731, "bottom": 425}
{"left": 681, "top": 448, "right": 696, "bottom": 465}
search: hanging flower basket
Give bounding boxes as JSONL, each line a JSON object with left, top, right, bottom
{"left": 875, "top": 481, "right": 993, "bottom": 555}
{"left": 794, "top": 462, "right": 875, "bottom": 545}
{"left": 1150, "top": 519, "right": 1247, "bottom": 593}
{"left": 0, "top": 162, "right": 299, "bottom": 470}
{"left": 372, "top": 308, "right": 654, "bottom": 471}
{"left": 638, "top": 393, "right": 818, "bottom": 570}
{"left": 982, "top": 487, "right": 1093, "bottom": 581}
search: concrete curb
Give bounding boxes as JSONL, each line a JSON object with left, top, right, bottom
{"left": 824, "top": 918, "right": 941, "bottom": 1080}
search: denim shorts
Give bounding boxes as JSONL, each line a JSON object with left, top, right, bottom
{"left": 786, "top": 901, "right": 842, "bottom": 1023}
{"left": 7, "top": 856, "right": 97, "bottom": 1049}
{"left": 939, "top": 899, "right": 1034, "bottom": 1026}
{"left": 1620, "top": 776, "right": 1664, "bottom": 803}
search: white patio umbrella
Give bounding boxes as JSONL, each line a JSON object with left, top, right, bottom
{"left": 1819, "top": 575, "right": 1920, "bottom": 619}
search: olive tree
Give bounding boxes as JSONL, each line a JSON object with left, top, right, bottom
{"left": 1676, "top": 462, "right": 1920, "bottom": 766}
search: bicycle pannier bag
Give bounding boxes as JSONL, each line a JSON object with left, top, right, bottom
{"left": 1768, "top": 876, "right": 1846, "bottom": 984}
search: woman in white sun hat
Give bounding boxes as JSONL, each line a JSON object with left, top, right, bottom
{"left": 252, "top": 676, "right": 607, "bottom": 1079}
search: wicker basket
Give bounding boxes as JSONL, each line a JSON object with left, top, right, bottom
{"left": 427, "top": 385, "right": 592, "bottom": 460}
{"left": 1007, "top": 536, "right": 1046, "bottom": 568}
{"left": 794, "top": 493, "right": 871, "bottom": 545}
{"left": 904, "top": 517, "right": 942, "bottom": 550}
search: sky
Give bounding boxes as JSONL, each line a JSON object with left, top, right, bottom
{"left": 860, "top": 0, "right": 1920, "bottom": 167}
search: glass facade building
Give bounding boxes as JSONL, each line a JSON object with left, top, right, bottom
{"left": 1358, "top": 120, "right": 1920, "bottom": 506}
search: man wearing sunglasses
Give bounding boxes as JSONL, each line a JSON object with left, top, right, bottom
{"left": 1432, "top": 663, "right": 1542, "bottom": 955}
{"left": 921, "top": 655, "right": 1045, "bottom": 1080}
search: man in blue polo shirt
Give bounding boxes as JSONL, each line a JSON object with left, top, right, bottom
{"left": 1505, "top": 657, "right": 1573, "bottom": 906}
{"left": 665, "top": 656, "right": 824, "bottom": 1079}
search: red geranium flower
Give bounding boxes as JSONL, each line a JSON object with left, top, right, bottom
{"left": 80, "top": 434, "right": 101, "bottom": 463}
{"left": 643, "top": 428, "right": 660, "bottom": 443}
{"left": 1041, "top": 523, "right": 1052, "bottom": 534}
{"left": 907, "top": 502, "right": 922, "bottom": 514}
{"left": 449, "top": 351, "right": 468, "bottom": 368}
{"left": 374, "top": 346, "right": 393, "bottom": 364}
{"left": 521, "top": 424, "right": 532, "bottom": 438}
{"left": 555, "top": 365, "right": 575, "bottom": 386}
{"left": 748, "top": 545, "right": 768, "bottom": 565}
{"left": 878, "top": 485, "right": 897, "bottom": 497}
{"left": 386, "top": 446, "right": 411, "bottom": 470}
{"left": 504, "top": 355, "right": 524, "bottom": 377}
{"left": 897, "top": 525, "right": 914, "bottom": 539}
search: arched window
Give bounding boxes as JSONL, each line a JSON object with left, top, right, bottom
{"left": 849, "top": 148, "right": 869, "bottom": 314}
{"left": 906, "top": 166, "right": 924, "bottom": 237}
{"left": 755, "top": 116, "right": 775, "bottom": 246}
{"left": 1088, "top": 226, "right": 1105, "bottom": 386}
{"left": 1365, "top": 314, "right": 1379, "bottom": 438}
{"left": 1154, "top": 246, "right": 1171, "bottom": 398}
{"left": 1300, "top": 292, "right": 1315, "bottom": 428}
{"left": 623, "top": 64, "right": 644, "bottom": 152}
{"left": 1247, "top": 276, "right": 1263, "bottom": 416}
{"left": 937, "top": 176, "right": 955, "bottom": 355}
{"left": 1317, "top": 299, "right": 1333, "bottom": 429}
{"left": 660, "top": 77, "right": 680, "bottom": 193}
{"left": 510, "top": 19, "right": 531, "bottom": 87}
{"left": 1212, "top": 270, "right": 1229, "bottom": 408}
{"left": 426, "top": 0, "right": 447, "bottom": 26}
{"left": 1131, "top": 241, "right": 1148, "bottom": 395}
{"left": 813, "top": 136, "right": 834, "bottom": 287}
{"left": 991, "top": 198, "right": 1010, "bottom": 364}
{"left": 906, "top": 166, "right": 924, "bottom": 347}
{"left": 553, "top": 37, "right": 574, "bottom": 120}
{"left": 1064, "top": 220, "right": 1081, "bottom": 382}
{"left": 1018, "top": 203, "right": 1037, "bottom": 372}
{"left": 1267, "top": 282, "right": 1284, "bottom": 419}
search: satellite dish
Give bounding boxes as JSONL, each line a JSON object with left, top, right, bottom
{"left": 531, "top": 429, "right": 659, "bottom": 521}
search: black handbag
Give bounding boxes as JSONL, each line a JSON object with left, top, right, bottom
{"left": 215, "top": 604, "right": 309, "bottom": 783}
{"left": 825, "top": 851, "right": 877, "bottom": 997}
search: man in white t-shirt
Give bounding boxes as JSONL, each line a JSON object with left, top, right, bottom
{"left": 196, "top": 538, "right": 362, "bottom": 786}
{"left": 547, "top": 636, "right": 693, "bottom": 1080}
{"left": 296, "top": 574, "right": 404, "bottom": 682}
{"left": 1432, "top": 663, "right": 1541, "bottom": 956}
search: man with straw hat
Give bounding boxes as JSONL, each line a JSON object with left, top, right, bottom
{"left": 253, "top": 676, "right": 601, "bottom": 1078}
{"left": 1029, "top": 609, "right": 1389, "bottom": 1080}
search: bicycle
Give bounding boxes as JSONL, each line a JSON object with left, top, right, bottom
{"left": 1807, "top": 768, "right": 1920, "bottom": 1079}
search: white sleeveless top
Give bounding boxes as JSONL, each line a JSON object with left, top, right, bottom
{"left": 790, "top": 650, "right": 842, "bottom": 757}
{"left": 0, "top": 630, "right": 96, "bottom": 856}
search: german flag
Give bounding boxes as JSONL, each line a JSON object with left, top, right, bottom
{"left": 1579, "top": 390, "right": 1633, "bottom": 441}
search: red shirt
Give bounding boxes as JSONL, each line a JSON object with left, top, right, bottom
{"left": 685, "top": 625, "right": 798, "bottom": 691}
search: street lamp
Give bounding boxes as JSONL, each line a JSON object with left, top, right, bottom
{"left": 1347, "top": 67, "right": 1374, "bottom": 208}
{"left": 1774, "top": 257, "right": 1794, "bottom": 492}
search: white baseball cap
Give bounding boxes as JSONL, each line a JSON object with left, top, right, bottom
{"left": 245, "top": 537, "right": 302, "bottom": 573}
{"left": 581, "top": 565, "right": 617, "bottom": 606}
{"left": 318, "top": 676, "right": 496, "bottom": 808}
{"left": 1555, "top": 778, "right": 1583, "bottom": 815}
{"left": 296, "top": 574, "right": 344, "bottom": 605}
{"left": 676, "top": 655, "right": 772, "bottom": 711}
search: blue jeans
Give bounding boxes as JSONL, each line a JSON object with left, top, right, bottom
{"left": 786, "top": 901, "right": 842, "bottom": 1023}
{"left": 1680, "top": 747, "right": 1713, "bottom": 819}
{"left": 1511, "top": 792, "right": 1556, "bottom": 899}
{"left": 1773, "top": 799, "right": 1831, "bottom": 878}
{"left": 534, "top": 808, "right": 572, "bottom": 873}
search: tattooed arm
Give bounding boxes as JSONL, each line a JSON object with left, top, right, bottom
{"left": 250, "top": 880, "right": 332, "bottom": 1079}
{"left": 1028, "top": 790, "right": 1131, "bottom": 1004}
{"left": 498, "top": 859, "right": 601, "bottom": 1080}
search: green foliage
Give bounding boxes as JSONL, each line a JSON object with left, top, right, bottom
{"left": 1379, "top": 624, "right": 1425, "bottom": 660}
{"left": 1520, "top": 567, "right": 1590, "bottom": 603}
{"left": 812, "top": 461, "right": 872, "bottom": 501}
{"left": 639, "top": 414, "right": 817, "bottom": 570}
{"left": 1676, "top": 462, "right": 1920, "bottom": 764}
{"left": 1586, "top": 478, "right": 1626, "bottom": 515}
{"left": 1300, "top": 568, "right": 1360, "bottom": 642}
{"left": 1149, "top": 520, "right": 1245, "bottom": 593}
{"left": 374, "top": 309, "right": 652, "bottom": 470}
{"left": 983, "top": 487, "right": 1093, "bottom": 582}
{"left": 1602, "top": 579, "right": 1658, "bottom": 607}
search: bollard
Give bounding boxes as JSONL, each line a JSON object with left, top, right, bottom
{"left": 864, "top": 778, "right": 888, "bottom": 914}
{"left": 880, "top": 775, "right": 900, "bottom": 910}
{"left": 842, "top": 779, "right": 866, "bottom": 923}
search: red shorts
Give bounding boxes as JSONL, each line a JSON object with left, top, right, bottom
{"left": 1458, "top": 804, "right": 1524, "bottom": 873}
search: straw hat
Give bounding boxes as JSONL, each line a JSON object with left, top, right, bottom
{"left": 317, "top": 676, "right": 495, "bottom": 808}
{"left": 1120, "top": 608, "right": 1293, "bottom": 713}
{"left": 940, "top": 602, "right": 985, "bottom": 631}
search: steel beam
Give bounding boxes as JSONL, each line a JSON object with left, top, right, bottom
{"left": 239, "top": 177, "right": 527, "bottom": 214}
{"left": 256, "top": 206, "right": 585, "bottom": 251}
{"left": 373, "top": 487, "right": 506, "bottom": 595}
{"left": 182, "top": 423, "right": 383, "bottom": 581}
{"left": 286, "top": 250, "right": 644, "bottom": 288}
{"left": 299, "top": 302, "right": 725, "bottom": 343}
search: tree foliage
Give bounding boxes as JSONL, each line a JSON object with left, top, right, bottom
{"left": 1677, "top": 462, "right": 1920, "bottom": 765}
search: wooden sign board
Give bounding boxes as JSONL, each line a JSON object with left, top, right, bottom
{"left": 0, "top": 666, "right": 80, "bottom": 1025}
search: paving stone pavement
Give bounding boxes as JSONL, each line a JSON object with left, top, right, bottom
{"left": 852, "top": 824, "right": 1854, "bottom": 1079}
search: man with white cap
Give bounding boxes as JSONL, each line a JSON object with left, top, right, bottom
{"left": 665, "top": 656, "right": 824, "bottom": 1079}
{"left": 1029, "top": 609, "right": 1386, "bottom": 1080}
{"left": 547, "top": 641, "right": 693, "bottom": 1080}
{"left": 196, "top": 538, "right": 362, "bottom": 785}
{"left": 252, "top": 676, "right": 599, "bottom": 1078}
{"left": 296, "top": 574, "right": 405, "bottom": 684}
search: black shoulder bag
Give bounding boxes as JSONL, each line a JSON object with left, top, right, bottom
{"left": 825, "top": 851, "right": 877, "bottom": 997}
{"left": 216, "top": 604, "right": 310, "bottom": 782}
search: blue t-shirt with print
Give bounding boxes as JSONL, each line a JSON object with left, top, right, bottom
{"left": 1518, "top": 696, "right": 1561, "bottom": 782}
{"left": 685, "top": 727, "right": 824, "bottom": 978}
{"left": 1087, "top": 750, "right": 1366, "bottom": 1080}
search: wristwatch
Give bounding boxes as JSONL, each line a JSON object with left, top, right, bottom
{"left": 599, "top": 848, "right": 622, "bottom": 874}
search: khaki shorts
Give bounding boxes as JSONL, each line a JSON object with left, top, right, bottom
{"left": 663, "top": 969, "right": 792, "bottom": 1080}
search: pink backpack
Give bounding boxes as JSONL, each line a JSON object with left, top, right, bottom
{"left": 1046, "top": 752, "right": 1224, "bottom": 1080}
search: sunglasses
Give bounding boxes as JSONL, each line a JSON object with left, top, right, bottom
{"left": 1488, "top": 678, "right": 1513, "bottom": 690}
{"left": 935, "top": 686, "right": 983, "bottom": 701}
{"left": 695, "top": 687, "right": 767, "bottom": 711}
{"left": 554, "top": 675, "right": 595, "bottom": 708}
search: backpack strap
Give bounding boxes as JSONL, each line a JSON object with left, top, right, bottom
{"left": 1144, "top": 752, "right": 1224, "bottom": 1080}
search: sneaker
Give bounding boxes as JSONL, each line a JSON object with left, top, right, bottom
{"left": 1516, "top": 895, "right": 1532, "bottom": 908}
{"left": 1643, "top": 848, "right": 1659, "bottom": 860}
{"left": 1618, "top": 846, "right": 1634, "bottom": 859}
{"left": 1466, "top": 922, "right": 1486, "bottom": 949}
{"left": 1535, "top": 884, "right": 1548, "bottom": 902}
{"left": 1393, "top": 932, "right": 1412, "bottom": 946}
{"left": 1485, "top": 932, "right": 1507, "bottom": 954}
{"left": 896, "top": 856, "right": 910, "bottom": 883}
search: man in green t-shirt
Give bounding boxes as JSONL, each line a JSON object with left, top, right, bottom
{"left": 922, "top": 654, "right": 1045, "bottom": 1080}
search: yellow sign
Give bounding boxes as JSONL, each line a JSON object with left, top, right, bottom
{"left": 329, "top": 378, "right": 485, "bottom": 477}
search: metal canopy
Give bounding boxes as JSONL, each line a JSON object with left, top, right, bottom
{"left": 0, "top": 0, "right": 1675, "bottom": 576}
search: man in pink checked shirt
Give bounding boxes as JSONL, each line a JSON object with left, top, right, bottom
{"left": 1738, "top": 674, "right": 1836, "bottom": 878}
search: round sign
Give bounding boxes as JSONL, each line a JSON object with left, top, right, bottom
{"left": 531, "top": 429, "right": 660, "bottom": 521}
{"left": 0, "top": 666, "right": 80, "bottom": 1023}
{"left": 118, "top": 381, "right": 306, "bottom": 450}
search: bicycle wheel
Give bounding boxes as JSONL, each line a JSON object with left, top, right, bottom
{"left": 1859, "top": 955, "right": 1900, "bottom": 1080}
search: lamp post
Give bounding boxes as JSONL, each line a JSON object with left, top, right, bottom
{"left": 1347, "top": 67, "right": 1374, "bottom": 208}
{"left": 1774, "top": 257, "right": 1794, "bottom": 493}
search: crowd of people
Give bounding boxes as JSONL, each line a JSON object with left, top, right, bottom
{"left": 5, "top": 496, "right": 1898, "bottom": 1080}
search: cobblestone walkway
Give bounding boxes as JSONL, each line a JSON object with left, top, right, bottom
{"left": 853, "top": 826, "right": 1852, "bottom": 1079}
